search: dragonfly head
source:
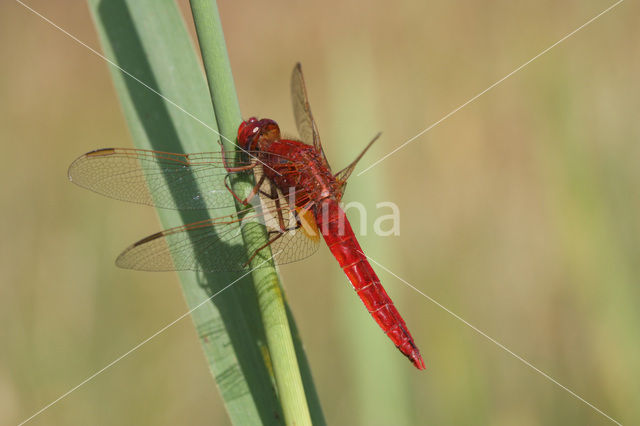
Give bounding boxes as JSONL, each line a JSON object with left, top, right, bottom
{"left": 238, "top": 117, "right": 281, "bottom": 151}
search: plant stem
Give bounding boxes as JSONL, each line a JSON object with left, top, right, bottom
{"left": 188, "top": 2, "right": 314, "bottom": 424}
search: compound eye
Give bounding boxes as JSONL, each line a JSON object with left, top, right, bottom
{"left": 238, "top": 118, "right": 261, "bottom": 149}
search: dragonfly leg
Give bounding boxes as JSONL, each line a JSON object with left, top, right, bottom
{"left": 244, "top": 231, "right": 284, "bottom": 266}
{"left": 243, "top": 190, "right": 311, "bottom": 267}
{"left": 269, "top": 184, "right": 289, "bottom": 231}
{"left": 243, "top": 221, "right": 302, "bottom": 267}
{"left": 220, "top": 144, "right": 258, "bottom": 173}
{"left": 224, "top": 174, "right": 266, "bottom": 206}
{"left": 265, "top": 185, "right": 315, "bottom": 232}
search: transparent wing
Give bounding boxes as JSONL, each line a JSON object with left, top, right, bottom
{"left": 68, "top": 148, "right": 289, "bottom": 210}
{"left": 333, "top": 133, "right": 381, "bottom": 198}
{"left": 291, "top": 63, "right": 331, "bottom": 170}
{"left": 116, "top": 188, "right": 321, "bottom": 272}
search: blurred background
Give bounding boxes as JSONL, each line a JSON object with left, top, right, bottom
{"left": 1, "top": 0, "right": 639, "bottom": 424}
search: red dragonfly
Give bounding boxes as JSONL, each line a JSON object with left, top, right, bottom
{"left": 69, "top": 63, "right": 425, "bottom": 370}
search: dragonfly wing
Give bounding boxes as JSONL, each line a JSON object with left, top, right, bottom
{"left": 117, "top": 215, "right": 247, "bottom": 272}
{"left": 333, "top": 133, "right": 381, "bottom": 198}
{"left": 252, "top": 166, "right": 321, "bottom": 265}
{"left": 268, "top": 207, "right": 321, "bottom": 266}
{"left": 68, "top": 148, "right": 261, "bottom": 210}
{"left": 291, "top": 63, "right": 331, "bottom": 170}
{"left": 116, "top": 189, "right": 320, "bottom": 273}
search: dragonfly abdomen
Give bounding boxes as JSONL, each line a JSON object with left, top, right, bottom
{"left": 314, "top": 198, "right": 425, "bottom": 369}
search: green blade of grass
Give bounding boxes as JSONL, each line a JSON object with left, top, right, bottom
{"left": 86, "top": 0, "right": 283, "bottom": 423}
{"left": 187, "top": 2, "right": 321, "bottom": 424}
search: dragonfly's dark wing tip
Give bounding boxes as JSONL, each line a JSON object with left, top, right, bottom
{"left": 67, "top": 155, "right": 82, "bottom": 183}
{"left": 115, "top": 230, "right": 174, "bottom": 271}
{"left": 115, "top": 243, "right": 136, "bottom": 270}
{"left": 68, "top": 149, "right": 116, "bottom": 186}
